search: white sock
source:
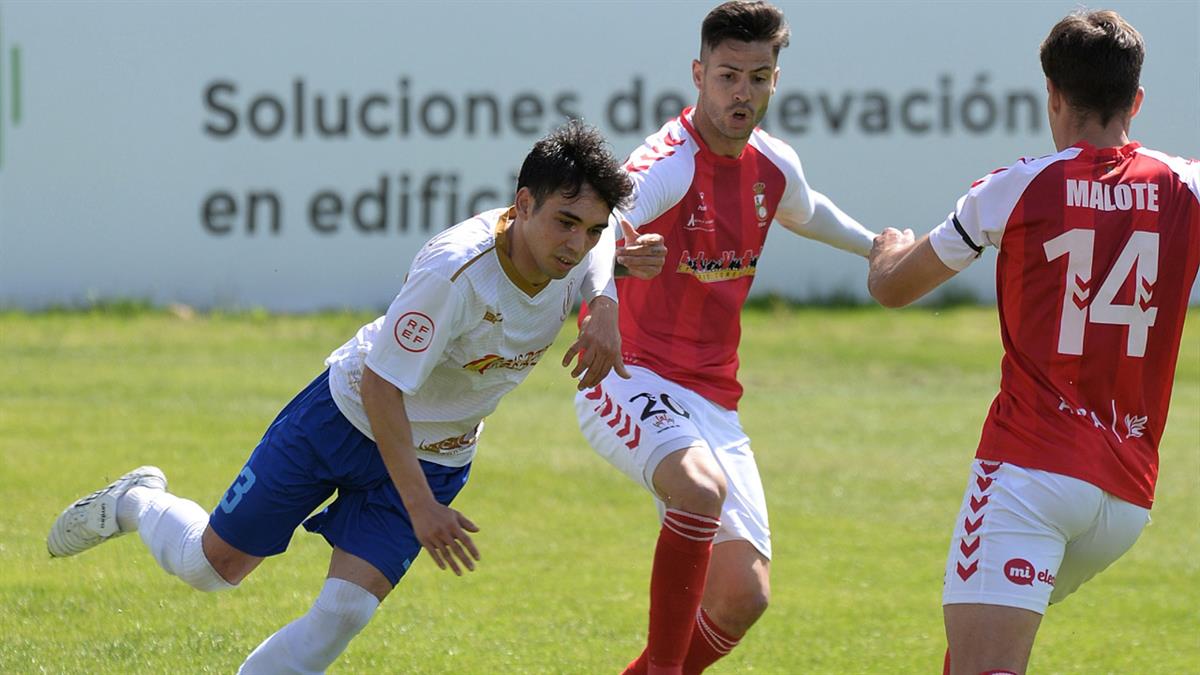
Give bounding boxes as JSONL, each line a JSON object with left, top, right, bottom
{"left": 238, "top": 578, "right": 380, "bottom": 674}
{"left": 135, "top": 490, "right": 233, "bottom": 592}
{"left": 116, "top": 485, "right": 157, "bottom": 532}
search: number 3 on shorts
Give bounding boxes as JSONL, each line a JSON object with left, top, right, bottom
{"left": 218, "top": 466, "right": 257, "bottom": 514}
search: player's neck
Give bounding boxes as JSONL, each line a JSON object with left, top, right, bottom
{"left": 505, "top": 221, "right": 549, "bottom": 287}
{"left": 692, "top": 108, "right": 748, "bottom": 158}
{"left": 1055, "top": 117, "right": 1132, "bottom": 152}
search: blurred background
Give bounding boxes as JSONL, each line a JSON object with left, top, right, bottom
{"left": 1, "top": 0, "right": 1196, "bottom": 311}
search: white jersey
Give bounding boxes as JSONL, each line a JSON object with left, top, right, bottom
{"left": 326, "top": 207, "right": 602, "bottom": 467}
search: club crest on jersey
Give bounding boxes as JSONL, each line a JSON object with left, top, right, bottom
{"left": 483, "top": 310, "right": 503, "bottom": 324}
{"left": 684, "top": 191, "right": 716, "bottom": 232}
{"left": 462, "top": 345, "right": 550, "bottom": 374}
{"left": 677, "top": 248, "right": 760, "bottom": 283}
{"left": 752, "top": 182, "right": 769, "bottom": 226}
{"left": 562, "top": 278, "right": 578, "bottom": 321}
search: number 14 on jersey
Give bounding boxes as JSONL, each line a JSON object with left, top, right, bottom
{"left": 1044, "top": 229, "right": 1158, "bottom": 358}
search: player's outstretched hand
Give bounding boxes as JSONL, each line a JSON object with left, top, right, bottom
{"left": 562, "top": 295, "right": 630, "bottom": 391}
{"left": 407, "top": 498, "right": 480, "bottom": 576}
{"left": 616, "top": 219, "right": 667, "bottom": 280}
{"left": 869, "top": 227, "right": 916, "bottom": 263}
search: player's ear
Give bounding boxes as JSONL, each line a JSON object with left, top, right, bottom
{"left": 1045, "top": 78, "right": 1062, "bottom": 115}
{"left": 1129, "top": 86, "right": 1145, "bottom": 121}
{"left": 692, "top": 59, "right": 704, "bottom": 90}
{"left": 515, "top": 187, "right": 533, "bottom": 220}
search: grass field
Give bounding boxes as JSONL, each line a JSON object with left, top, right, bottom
{"left": 1, "top": 306, "right": 1196, "bottom": 674}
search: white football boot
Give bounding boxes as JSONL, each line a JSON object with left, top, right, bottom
{"left": 47, "top": 465, "right": 168, "bottom": 557}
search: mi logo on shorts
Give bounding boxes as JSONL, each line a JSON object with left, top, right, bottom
{"left": 1004, "top": 558, "right": 1056, "bottom": 587}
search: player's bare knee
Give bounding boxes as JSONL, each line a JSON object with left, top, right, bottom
{"left": 711, "top": 586, "right": 769, "bottom": 633}
{"left": 655, "top": 448, "right": 727, "bottom": 514}
{"left": 665, "top": 474, "right": 726, "bottom": 514}
{"left": 200, "top": 525, "right": 259, "bottom": 586}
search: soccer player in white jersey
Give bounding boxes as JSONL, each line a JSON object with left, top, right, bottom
{"left": 867, "top": 11, "right": 1199, "bottom": 675}
{"left": 574, "top": 2, "right": 876, "bottom": 672}
{"left": 46, "top": 120, "right": 666, "bottom": 673}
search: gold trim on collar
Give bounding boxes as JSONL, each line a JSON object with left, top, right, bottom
{"left": 494, "top": 206, "right": 549, "bottom": 298}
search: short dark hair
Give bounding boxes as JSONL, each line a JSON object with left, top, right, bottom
{"left": 517, "top": 119, "right": 633, "bottom": 213}
{"left": 1040, "top": 9, "right": 1144, "bottom": 126}
{"left": 701, "top": 1, "right": 790, "bottom": 57}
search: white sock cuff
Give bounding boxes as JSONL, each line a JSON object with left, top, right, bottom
{"left": 316, "top": 578, "right": 380, "bottom": 626}
{"left": 116, "top": 485, "right": 156, "bottom": 532}
{"left": 179, "top": 525, "right": 235, "bottom": 592}
{"left": 138, "top": 493, "right": 233, "bottom": 592}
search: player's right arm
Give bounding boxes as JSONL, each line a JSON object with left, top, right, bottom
{"left": 360, "top": 366, "right": 479, "bottom": 576}
{"left": 868, "top": 160, "right": 1025, "bottom": 307}
{"left": 362, "top": 267, "right": 479, "bottom": 576}
{"left": 867, "top": 228, "right": 958, "bottom": 307}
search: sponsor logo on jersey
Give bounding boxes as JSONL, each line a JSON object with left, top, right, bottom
{"left": 677, "top": 247, "right": 760, "bottom": 283}
{"left": 684, "top": 191, "right": 716, "bottom": 232}
{"left": 394, "top": 312, "right": 435, "bottom": 352}
{"left": 1055, "top": 396, "right": 1149, "bottom": 442}
{"left": 462, "top": 345, "right": 550, "bottom": 374}
{"left": 417, "top": 428, "right": 481, "bottom": 455}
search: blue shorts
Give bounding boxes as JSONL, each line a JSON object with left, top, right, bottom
{"left": 208, "top": 370, "right": 471, "bottom": 586}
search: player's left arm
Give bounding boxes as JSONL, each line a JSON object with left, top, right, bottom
{"left": 766, "top": 143, "right": 875, "bottom": 256}
{"left": 569, "top": 219, "right": 633, "bottom": 390}
{"left": 867, "top": 228, "right": 957, "bottom": 307}
{"left": 563, "top": 293, "right": 628, "bottom": 390}
{"left": 779, "top": 190, "right": 877, "bottom": 257}
{"left": 569, "top": 219, "right": 665, "bottom": 390}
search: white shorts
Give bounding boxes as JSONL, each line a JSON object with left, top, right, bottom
{"left": 942, "top": 459, "right": 1150, "bottom": 614}
{"left": 575, "top": 366, "right": 771, "bottom": 559}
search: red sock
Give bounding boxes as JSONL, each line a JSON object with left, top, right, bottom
{"left": 682, "top": 608, "right": 741, "bottom": 674}
{"left": 644, "top": 509, "right": 720, "bottom": 673}
{"left": 621, "top": 650, "right": 648, "bottom": 675}
{"left": 943, "top": 648, "right": 951, "bottom": 675}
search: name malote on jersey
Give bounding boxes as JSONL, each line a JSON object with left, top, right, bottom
{"left": 1066, "top": 179, "right": 1159, "bottom": 212}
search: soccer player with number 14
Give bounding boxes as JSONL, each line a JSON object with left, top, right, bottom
{"left": 868, "top": 10, "right": 1199, "bottom": 675}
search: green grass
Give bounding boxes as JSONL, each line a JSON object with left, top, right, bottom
{"left": 1, "top": 307, "right": 1196, "bottom": 673}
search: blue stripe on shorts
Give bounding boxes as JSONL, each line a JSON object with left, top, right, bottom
{"left": 208, "top": 369, "right": 471, "bottom": 586}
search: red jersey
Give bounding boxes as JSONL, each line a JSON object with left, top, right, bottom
{"left": 929, "top": 142, "right": 1200, "bottom": 508}
{"left": 590, "top": 109, "right": 872, "bottom": 410}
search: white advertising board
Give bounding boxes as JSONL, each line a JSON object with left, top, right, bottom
{"left": 0, "top": 0, "right": 1196, "bottom": 310}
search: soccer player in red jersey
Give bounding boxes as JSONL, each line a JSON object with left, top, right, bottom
{"left": 868, "top": 10, "right": 1199, "bottom": 675}
{"left": 575, "top": 2, "right": 876, "bottom": 672}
